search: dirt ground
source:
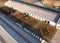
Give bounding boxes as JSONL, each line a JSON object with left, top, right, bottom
{"left": 0, "top": 0, "right": 8, "bottom": 8}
